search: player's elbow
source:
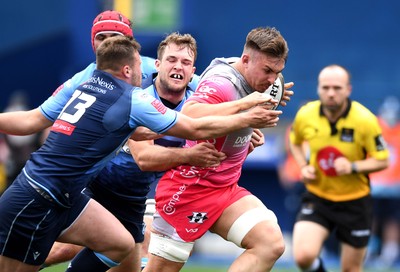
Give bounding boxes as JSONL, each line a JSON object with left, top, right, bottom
{"left": 134, "top": 156, "right": 152, "bottom": 171}
{"left": 379, "top": 158, "right": 390, "bottom": 171}
{"left": 134, "top": 156, "right": 163, "bottom": 171}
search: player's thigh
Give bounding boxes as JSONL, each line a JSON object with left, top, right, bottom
{"left": 292, "top": 221, "right": 329, "bottom": 258}
{"left": 210, "top": 194, "right": 281, "bottom": 248}
{"left": 59, "top": 199, "right": 133, "bottom": 251}
{"left": 0, "top": 255, "right": 39, "bottom": 272}
{"left": 340, "top": 243, "right": 367, "bottom": 270}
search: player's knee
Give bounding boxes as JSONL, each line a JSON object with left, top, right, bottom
{"left": 293, "top": 249, "right": 317, "bottom": 269}
{"left": 257, "top": 222, "right": 285, "bottom": 262}
{"left": 227, "top": 207, "right": 284, "bottom": 262}
{"left": 148, "top": 232, "right": 194, "bottom": 263}
{"left": 108, "top": 232, "right": 135, "bottom": 261}
{"left": 45, "top": 244, "right": 82, "bottom": 265}
{"left": 267, "top": 231, "right": 285, "bottom": 260}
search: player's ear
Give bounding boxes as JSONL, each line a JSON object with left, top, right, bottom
{"left": 122, "top": 65, "right": 132, "bottom": 78}
{"left": 155, "top": 59, "right": 161, "bottom": 72}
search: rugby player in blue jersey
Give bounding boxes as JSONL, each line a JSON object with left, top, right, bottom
{"left": 0, "top": 34, "right": 282, "bottom": 272}
{"left": 43, "top": 32, "right": 226, "bottom": 272}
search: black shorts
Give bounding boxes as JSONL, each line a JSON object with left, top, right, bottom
{"left": 0, "top": 173, "right": 90, "bottom": 265}
{"left": 84, "top": 182, "right": 146, "bottom": 243}
{"left": 296, "top": 191, "right": 372, "bottom": 248}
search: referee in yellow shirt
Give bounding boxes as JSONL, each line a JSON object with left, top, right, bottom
{"left": 289, "top": 64, "right": 389, "bottom": 272}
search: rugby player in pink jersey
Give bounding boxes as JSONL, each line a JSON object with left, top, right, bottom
{"left": 143, "top": 27, "right": 294, "bottom": 272}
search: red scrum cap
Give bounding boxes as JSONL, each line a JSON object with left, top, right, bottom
{"left": 91, "top": 10, "right": 133, "bottom": 50}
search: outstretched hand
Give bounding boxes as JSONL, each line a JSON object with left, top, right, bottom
{"left": 247, "top": 105, "right": 283, "bottom": 129}
{"left": 248, "top": 129, "right": 265, "bottom": 154}
{"left": 238, "top": 91, "right": 279, "bottom": 110}
{"left": 279, "top": 81, "right": 294, "bottom": 107}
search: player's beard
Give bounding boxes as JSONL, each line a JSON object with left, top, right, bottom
{"left": 159, "top": 76, "right": 186, "bottom": 95}
{"left": 323, "top": 99, "right": 347, "bottom": 116}
{"left": 132, "top": 73, "right": 142, "bottom": 87}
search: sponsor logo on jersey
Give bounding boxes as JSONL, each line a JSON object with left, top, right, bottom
{"left": 233, "top": 134, "right": 252, "bottom": 147}
{"left": 87, "top": 76, "right": 115, "bottom": 90}
{"left": 193, "top": 84, "right": 217, "bottom": 99}
{"left": 178, "top": 165, "right": 201, "bottom": 178}
{"left": 340, "top": 128, "right": 354, "bottom": 142}
{"left": 187, "top": 212, "right": 208, "bottom": 224}
{"left": 51, "top": 120, "right": 76, "bottom": 136}
{"left": 162, "top": 184, "right": 187, "bottom": 215}
{"left": 52, "top": 83, "right": 64, "bottom": 96}
{"left": 151, "top": 99, "right": 167, "bottom": 114}
{"left": 316, "top": 146, "right": 345, "bottom": 176}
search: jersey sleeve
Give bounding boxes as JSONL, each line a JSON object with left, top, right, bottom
{"left": 362, "top": 113, "right": 389, "bottom": 160}
{"left": 39, "top": 63, "right": 96, "bottom": 122}
{"left": 129, "top": 89, "right": 178, "bottom": 134}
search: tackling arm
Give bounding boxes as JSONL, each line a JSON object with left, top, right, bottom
{"left": 164, "top": 105, "right": 282, "bottom": 140}
{"left": 128, "top": 139, "right": 226, "bottom": 171}
{"left": 0, "top": 108, "right": 52, "bottom": 135}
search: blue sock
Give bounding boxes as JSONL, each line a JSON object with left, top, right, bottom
{"left": 65, "top": 248, "right": 119, "bottom": 272}
{"left": 141, "top": 257, "right": 148, "bottom": 270}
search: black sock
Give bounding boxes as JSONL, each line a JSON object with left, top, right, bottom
{"left": 315, "top": 257, "right": 327, "bottom": 272}
{"left": 65, "top": 248, "right": 118, "bottom": 272}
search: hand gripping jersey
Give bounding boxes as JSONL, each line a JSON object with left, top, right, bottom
{"left": 160, "top": 57, "right": 256, "bottom": 188}
{"left": 25, "top": 70, "right": 178, "bottom": 207}
{"left": 91, "top": 81, "right": 197, "bottom": 202}
{"left": 290, "top": 100, "right": 389, "bottom": 201}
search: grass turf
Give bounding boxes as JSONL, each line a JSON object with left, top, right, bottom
{"left": 41, "top": 262, "right": 399, "bottom": 272}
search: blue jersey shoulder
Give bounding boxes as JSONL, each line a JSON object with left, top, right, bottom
{"left": 40, "top": 56, "right": 157, "bottom": 121}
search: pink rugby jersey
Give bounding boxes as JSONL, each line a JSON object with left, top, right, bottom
{"left": 164, "top": 73, "right": 253, "bottom": 188}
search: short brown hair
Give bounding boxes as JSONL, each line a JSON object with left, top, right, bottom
{"left": 157, "top": 32, "right": 197, "bottom": 62}
{"left": 245, "top": 27, "right": 289, "bottom": 62}
{"left": 96, "top": 35, "right": 141, "bottom": 71}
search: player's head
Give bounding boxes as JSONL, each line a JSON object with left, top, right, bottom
{"left": 91, "top": 10, "right": 133, "bottom": 51}
{"left": 241, "top": 27, "right": 288, "bottom": 92}
{"left": 97, "top": 35, "right": 142, "bottom": 87}
{"left": 317, "top": 64, "right": 352, "bottom": 111}
{"left": 155, "top": 32, "right": 197, "bottom": 94}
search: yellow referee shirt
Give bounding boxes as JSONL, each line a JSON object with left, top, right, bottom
{"left": 290, "top": 100, "right": 389, "bottom": 201}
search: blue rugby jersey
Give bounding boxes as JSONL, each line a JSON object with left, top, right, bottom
{"left": 92, "top": 81, "right": 197, "bottom": 201}
{"left": 25, "top": 70, "right": 178, "bottom": 207}
{"left": 40, "top": 56, "right": 158, "bottom": 122}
